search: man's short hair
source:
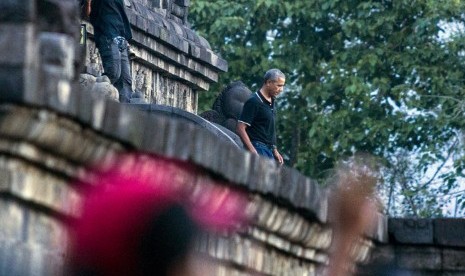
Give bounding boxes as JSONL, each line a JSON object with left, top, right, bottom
{"left": 264, "top": 69, "right": 285, "bottom": 83}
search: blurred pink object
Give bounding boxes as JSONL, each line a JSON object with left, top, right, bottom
{"left": 69, "top": 154, "right": 249, "bottom": 276}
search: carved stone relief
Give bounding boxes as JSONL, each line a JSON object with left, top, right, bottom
{"left": 86, "top": 43, "right": 102, "bottom": 76}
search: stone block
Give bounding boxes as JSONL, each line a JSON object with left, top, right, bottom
{"left": 44, "top": 77, "right": 74, "bottom": 114}
{"left": 0, "top": 66, "right": 39, "bottom": 105}
{"left": 434, "top": 219, "right": 465, "bottom": 247}
{"left": 389, "top": 218, "right": 433, "bottom": 245}
{"left": 25, "top": 209, "right": 67, "bottom": 248}
{"left": 163, "top": 119, "right": 195, "bottom": 160}
{"left": 365, "top": 245, "right": 396, "bottom": 265}
{"left": 200, "top": 47, "right": 212, "bottom": 64}
{"left": 136, "top": 14, "right": 148, "bottom": 32}
{"left": 0, "top": 157, "right": 81, "bottom": 216}
{"left": 189, "top": 43, "right": 200, "bottom": 59}
{"left": 0, "top": 198, "right": 24, "bottom": 241}
{"left": 191, "top": 127, "right": 221, "bottom": 170}
{"left": 89, "top": 92, "right": 107, "bottom": 130}
{"left": 0, "top": 0, "right": 35, "bottom": 22}
{"left": 294, "top": 173, "right": 311, "bottom": 208}
{"left": 75, "top": 88, "right": 94, "bottom": 125}
{"left": 0, "top": 241, "right": 32, "bottom": 276}
{"left": 116, "top": 106, "right": 149, "bottom": 148}
{"left": 443, "top": 249, "right": 465, "bottom": 271}
{"left": 301, "top": 178, "right": 319, "bottom": 210}
{"left": 0, "top": 24, "right": 36, "bottom": 66}
{"left": 248, "top": 154, "right": 278, "bottom": 193}
{"left": 148, "top": 22, "right": 161, "bottom": 38}
{"left": 141, "top": 113, "right": 169, "bottom": 155}
{"left": 101, "top": 99, "right": 123, "bottom": 137}
{"left": 277, "top": 166, "right": 299, "bottom": 199}
{"left": 174, "top": 0, "right": 190, "bottom": 8}
{"left": 369, "top": 213, "right": 388, "bottom": 243}
{"left": 39, "top": 32, "right": 75, "bottom": 80}
{"left": 396, "top": 246, "right": 441, "bottom": 270}
{"left": 253, "top": 157, "right": 278, "bottom": 194}
{"left": 220, "top": 145, "right": 251, "bottom": 186}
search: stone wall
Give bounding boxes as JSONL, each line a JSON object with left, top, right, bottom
{"left": 0, "top": 94, "right": 387, "bottom": 276}
{"left": 82, "top": 0, "right": 227, "bottom": 113}
{"left": 359, "top": 218, "right": 465, "bottom": 275}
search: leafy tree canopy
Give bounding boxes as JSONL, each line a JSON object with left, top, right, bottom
{"left": 189, "top": 0, "right": 465, "bottom": 217}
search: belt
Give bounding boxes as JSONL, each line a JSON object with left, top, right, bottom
{"left": 113, "top": 36, "right": 128, "bottom": 52}
{"left": 252, "top": 141, "right": 275, "bottom": 150}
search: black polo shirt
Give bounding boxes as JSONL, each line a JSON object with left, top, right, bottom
{"left": 239, "top": 91, "right": 277, "bottom": 147}
{"left": 90, "top": 0, "right": 132, "bottom": 43}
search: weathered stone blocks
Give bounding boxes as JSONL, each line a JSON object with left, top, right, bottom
{"left": 0, "top": 24, "right": 38, "bottom": 103}
{"left": 389, "top": 218, "right": 434, "bottom": 245}
{"left": 0, "top": 0, "right": 36, "bottom": 23}
{"left": 434, "top": 219, "right": 465, "bottom": 247}
{"left": 396, "top": 246, "right": 442, "bottom": 270}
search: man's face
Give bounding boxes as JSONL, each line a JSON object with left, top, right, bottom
{"left": 266, "top": 77, "right": 286, "bottom": 97}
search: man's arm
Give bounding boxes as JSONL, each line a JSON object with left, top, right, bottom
{"left": 272, "top": 122, "right": 283, "bottom": 164}
{"left": 236, "top": 122, "right": 258, "bottom": 155}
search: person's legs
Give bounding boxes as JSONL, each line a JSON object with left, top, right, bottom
{"left": 116, "top": 47, "right": 132, "bottom": 103}
{"left": 98, "top": 38, "right": 122, "bottom": 85}
{"left": 98, "top": 37, "right": 134, "bottom": 103}
{"left": 252, "top": 141, "right": 274, "bottom": 159}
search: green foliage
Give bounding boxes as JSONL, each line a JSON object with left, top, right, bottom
{"left": 190, "top": 0, "right": 465, "bottom": 217}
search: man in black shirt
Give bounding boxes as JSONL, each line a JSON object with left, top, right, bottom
{"left": 237, "top": 69, "right": 285, "bottom": 164}
{"left": 86, "top": 0, "right": 133, "bottom": 103}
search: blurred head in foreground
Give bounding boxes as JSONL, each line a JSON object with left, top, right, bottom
{"left": 325, "top": 154, "right": 381, "bottom": 276}
{"left": 68, "top": 154, "right": 248, "bottom": 276}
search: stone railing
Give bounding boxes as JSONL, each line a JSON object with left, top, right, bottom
{"left": 359, "top": 218, "right": 465, "bottom": 275}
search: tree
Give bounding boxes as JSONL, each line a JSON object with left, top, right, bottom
{"left": 189, "top": 0, "right": 465, "bottom": 217}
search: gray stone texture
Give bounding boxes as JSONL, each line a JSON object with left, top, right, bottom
{"left": 397, "top": 246, "right": 442, "bottom": 270}
{"left": 389, "top": 218, "right": 434, "bottom": 244}
{"left": 443, "top": 249, "right": 465, "bottom": 271}
{"left": 0, "top": 24, "right": 38, "bottom": 103}
{"left": 0, "top": 0, "right": 36, "bottom": 23}
{"left": 434, "top": 219, "right": 465, "bottom": 247}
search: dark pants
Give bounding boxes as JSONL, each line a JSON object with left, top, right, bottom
{"left": 97, "top": 36, "right": 132, "bottom": 103}
{"left": 252, "top": 141, "right": 274, "bottom": 159}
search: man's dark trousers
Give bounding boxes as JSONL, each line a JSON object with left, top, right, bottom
{"left": 97, "top": 36, "right": 132, "bottom": 103}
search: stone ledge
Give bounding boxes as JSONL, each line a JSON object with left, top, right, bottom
{"left": 434, "top": 219, "right": 465, "bottom": 247}
{"left": 125, "top": 0, "right": 228, "bottom": 72}
{"left": 0, "top": 24, "right": 37, "bottom": 67}
{"left": 131, "top": 45, "right": 212, "bottom": 90}
{"left": 388, "top": 218, "right": 433, "bottom": 245}
{"left": 388, "top": 218, "right": 465, "bottom": 247}
{"left": 0, "top": 94, "right": 389, "bottom": 240}
{"left": 0, "top": 0, "right": 36, "bottom": 23}
{"left": 131, "top": 30, "right": 220, "bottom": 82}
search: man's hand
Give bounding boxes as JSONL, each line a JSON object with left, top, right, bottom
{"left": 273, "top": 149, "right": 283, "bottom": 165}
